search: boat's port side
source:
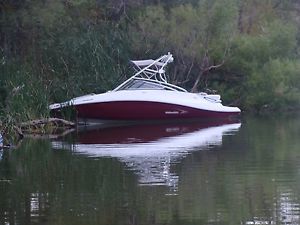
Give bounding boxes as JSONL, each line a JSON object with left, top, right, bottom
{"left": 75, "top": 101, "right": 240, "bottom": 121}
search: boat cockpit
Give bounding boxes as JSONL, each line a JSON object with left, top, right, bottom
{"left": 116, "top": 78, "right": 187, "bottom": 92}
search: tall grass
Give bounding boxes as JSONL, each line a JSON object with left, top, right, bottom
{"left": 41, "top": 26, "right": 130, "bottom": 103}
{"left": 0, "top": 25, "right": 130, "bottom": 140}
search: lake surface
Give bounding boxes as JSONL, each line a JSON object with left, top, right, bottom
{"left": 1, "top": 115, "right": 300, "bottom": 225}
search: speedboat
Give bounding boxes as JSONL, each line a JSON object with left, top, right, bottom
{"left": 49, "top": 53, "right": 241, "bottom": 121}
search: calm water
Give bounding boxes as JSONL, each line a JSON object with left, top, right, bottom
{"left": 1, "top": 115, "right": 300, "bottom": 225}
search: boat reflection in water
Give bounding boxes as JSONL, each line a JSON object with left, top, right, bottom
{"left": 52, "top": 120, "right": 241, "bottom": 190}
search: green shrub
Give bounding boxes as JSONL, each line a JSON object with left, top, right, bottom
{"left": 245, "top": 59, "right": 300, "bottom": 111}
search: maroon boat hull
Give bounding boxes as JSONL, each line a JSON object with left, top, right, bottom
{"left": 75, "top": 101, "right": 239, "bottom": 120}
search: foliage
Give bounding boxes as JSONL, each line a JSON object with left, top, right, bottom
{"left": 230, "top": 19, "right": 297, "bottom": 71}
{"left": 39, "top": 26, "right": 129, "bottom": 103}
{"left": 246, "top": 59, "right": 300, "bottom": 111}
{"left": 129, "top": 0, "right": 238, "bottom": 91}
{"left": 0, "top": 0, "right": 130, "bottom": 129}
{"left": 0, "top": 61, "right": 51, "bottom": 142}
{"left": 228, "top": 19, "right": 299, "bottom": 110}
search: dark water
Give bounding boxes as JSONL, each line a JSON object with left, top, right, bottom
{"left": 1, "top": 116, "right": 300, "bottom": 225}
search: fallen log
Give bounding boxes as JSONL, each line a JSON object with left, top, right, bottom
{"left": 1, "top": 118, "right": 75, "bottom": 145}
{"left": 17, "top": 117, "right": 75, "bottom": 135}
{"left": 19, "top": 118, "right": 75, "bottom": 129}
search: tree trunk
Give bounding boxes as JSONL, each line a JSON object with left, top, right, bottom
{"left": 238, "top": 1, "right": 245, "bottom": 33}
{"left": 191, "top": 71, "right": 203, "bottom": 93}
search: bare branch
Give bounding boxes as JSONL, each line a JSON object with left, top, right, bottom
{"left": 205, "top": 60, "right": 225, "bottom": 72}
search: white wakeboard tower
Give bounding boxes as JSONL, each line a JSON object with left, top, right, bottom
{"left": 113, "top": 52, "right": 187, "bottom": 92}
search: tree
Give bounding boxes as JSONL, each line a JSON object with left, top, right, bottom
{"left": 129, "top": 0, "right": 238, "bottom": 92}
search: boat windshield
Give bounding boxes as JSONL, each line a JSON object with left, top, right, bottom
{"left": 117, "top": 78, "right": 185, "bottom": 91}
{"left": 120, "top": 79, "right": 164, "bottom": 90}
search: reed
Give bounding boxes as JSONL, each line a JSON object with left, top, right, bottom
{"left": 36, "top": 27, "right": 130, "bottom": 103}
{"left": 0, "top": 26, "right": 130, "bottom": 142}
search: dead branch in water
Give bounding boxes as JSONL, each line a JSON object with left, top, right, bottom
{"left": 19, "top": 118, "right": 75, "bottom": 129}
{"left": 17, "top": 118, "right": 75, "bottom": 136}
{"left": 1, "top": 118, "right": 75, "bottom": 145}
